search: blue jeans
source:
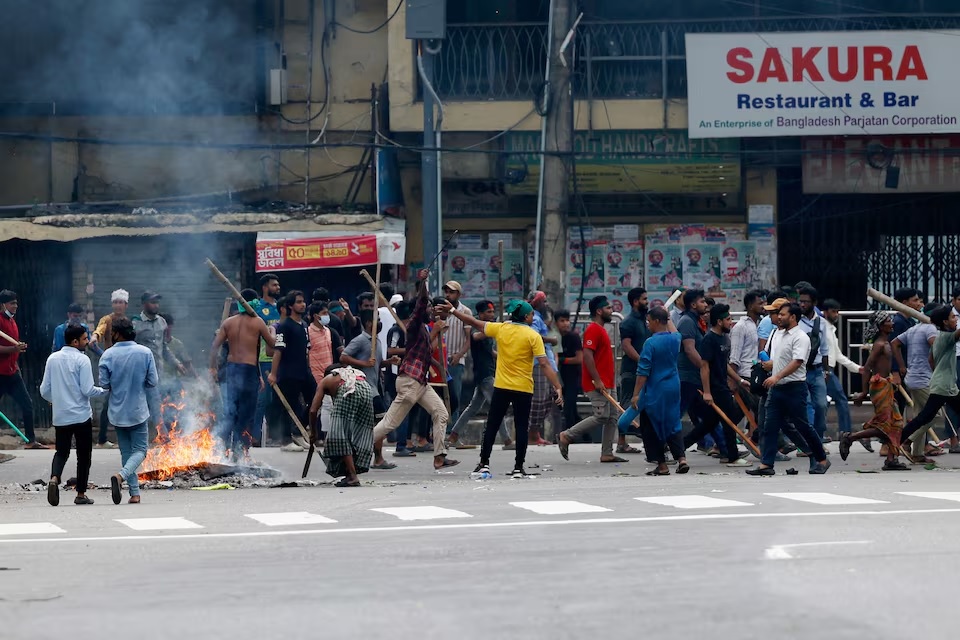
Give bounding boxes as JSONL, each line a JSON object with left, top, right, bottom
{"left": 447, "top": 363, "right": 465, "bottom": 430}
{"left": 221, "top": 363, "right": 261, "bottom": 451}
{"left": 825, "top": 371, "right": 851, "bottom": 434}
{"left": 762, "top": 381, "right": 826, "bottom": 467}
{"left": 805, "top": 367, "right": 828, "bottom": 440}
{"left": 115, "top": 421, "right": 148, "bottom": 497}
{"left": 253, "top": 362, "right": 273, "bottom": 444}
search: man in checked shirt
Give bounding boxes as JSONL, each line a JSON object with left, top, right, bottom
{"left": 372, "top": 269, "right": 460, "bottom": 471}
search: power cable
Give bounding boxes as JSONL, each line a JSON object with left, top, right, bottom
{"left": 333, "top": 1, "right": 402, "bottom": 35}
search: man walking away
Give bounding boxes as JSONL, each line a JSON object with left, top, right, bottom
{"left": 892, "top": 302, "right": 945, "bottom": 460}
{"left": 558, "top": 296, "right": 624, "bottom": 463}
{"left": 210, "top": 289, "right": 275, "bottom": 456}
{"left": 99, "top": 317, "right": 158, "bottom": 504}
{"left": 51, "top": 303, "right": 91, "bottom": 353}
{"left": 528, "top": 291, "right": 559, "bottom": 446}
{"left": 797, "top": 286, "right": 830, "bottom": 443}
{"left": 823, "top": 299, "right": 872, "bottom": 452}
{"left": 676, "top": 289, "right": 710, "bottom": 436}
{"left": 729, "top": 290, "right": 764, "bottom": 423}
{"left": 747, "top": 303, "right": 830, "bottom": 476}
{"left": 0, "top": 290, "right": 42, "bottom": 449}
{"left": 618, "top": 307, "right": 688, "bottom": 475}
{"left": 556, "top": 309, "right": 583, "bottom": 433}
{"left": 267, "top": 291, "right": 317, "bottom": 452}
{"left": 41, "top": 325, "right": 107, "bottom": 506}
{"left": 92, "top": 289, "right": 129, "bottom": 449}
{"left": 890, "top": 288, "right": 923, "bottom": 417}
{"left": 444, "top": 299, "right": 563, "bottom": 478}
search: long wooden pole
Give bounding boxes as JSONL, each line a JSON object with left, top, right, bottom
{"left": 497, "top": 240, "right": 505, "bottom": 321}
{"left": 733, "top": 391, "right": 759, "bottom": 437}
{"left": 205, "top": 258, "right": 256, "bottom": 317}
{"left": 359, "top": 269, "right": 405, "bottom": 334}
{"left": 372, "top": 260, "right": 381, "bottom": 361}
{"left": 663, "top": 289, "right": 683, "bottom": 311}
{"left": 866, "top": 288, "right": 930, "bottom": 324}
{"left": 0, "top": 329, "right": 19, "bottom": 347}
{"left": 699, "top": 390, "right": 762, "bottom": 458}
{"left": 271, "top": 383, "right": 311, "bottom": 444}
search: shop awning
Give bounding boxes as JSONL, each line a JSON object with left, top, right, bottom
{"left": 255, "top": 229, "right": 406, "bottom": 272}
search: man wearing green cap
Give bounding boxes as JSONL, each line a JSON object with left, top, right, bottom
{"left": 557, "top": 296, "right": 624, "bottom": 463}
{"left": 443, "top": 297, "right": 563, "bottom": 478}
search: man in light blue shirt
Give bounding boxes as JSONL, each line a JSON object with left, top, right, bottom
{"left": 40, "top": 325, "right": 106, "bottom": 506}
{"left": 798, "top": 286, "right": 830, "bottom": 442}
{"left": 528, "top": 291, "right": 558, "bottom": 445}
{"left": 99, "top": 317, "right": 158, "bottom": 505}
{"left": 51, "top": 303, "right": 91, "bottom": 353}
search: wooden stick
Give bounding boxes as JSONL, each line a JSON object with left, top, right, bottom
{"left": 206, "top": 258, "right": 256, "bottom": 317}
{"left": 866, "top": 288, "right": 930, "bottom": 324}
{"left": 372, "top": 260, "right": 381, "bottom": 361}
{"left": 220, "top": 297, "right": 232, "bottom": 323}
{"left": 359, "top": 269, "right": 405, "bottom": 334}
{"left": 0, "top": 407, "right": 28, "bottom": 443}
{"left": 733, "top": 389, "right": 758, "bottom": 437}
{"left": 896, "top": 384, "right": 914, "bottom": 407}
{"left": 599, "top": 388, "right": 642, "bottom": 428}
{"left": 699, "top": 390, "right": 762, "bottom": 457}
{"left": 271, "top": 383, "right": 311, "bottom": 443}
{"left": 0, "top": 329, "right": 19, "bottom": 347}
{"left": 663, "top": 289, "right": 683, "bottom": 311}
{"left": 497, "top": 240, "right": 505, "bottom": 322}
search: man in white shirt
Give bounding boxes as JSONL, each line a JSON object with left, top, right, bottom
{"left": 821, "top": 299, "right": 865, "bottom": 445}
{"left": 747, "top": 302, "right": 830, "bottom": 476}
{"left": 797, "top": 286, "right": 830, "bottom": 443}
{"left": 442, "top": 281, "right": 473, "bottom": 427}
{"left": 40, "top": 325, "right": 108, "bottom": 506}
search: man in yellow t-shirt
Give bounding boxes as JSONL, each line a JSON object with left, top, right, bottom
{"left": 443, "top": 299, "right": 563, "bottom": 477}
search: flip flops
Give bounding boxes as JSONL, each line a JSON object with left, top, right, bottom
{"left": 334, "top": 477, "right": 361, "bottom": 487}
{"left": 558, "top": 437, "right": 569, "bottom": 460}
{"left": 839, "top": 435, "right": 852, "bottom": 461}
{"left": 434, "top": 458, "right": 460, "bottom": 469}
{"left": 601, "top": 456, "right": 628, "bottom": 463}
{"left": 371, "top": 461, "right": 397, "bottom": 470}
{"left": 616, "top": 445, "right": 642, "bottom": 454}
{"left": 676, "top": 462, "right": 690, "bottom": 474}
{"left": 645, "top": 468, "right": 670, "bottom": 476}
{"left": 882, "top": 459, "right": 910, "bottom": 471}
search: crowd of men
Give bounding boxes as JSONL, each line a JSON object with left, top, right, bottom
{"left": 7, "top": 266, "right": 960, "bottom": 500}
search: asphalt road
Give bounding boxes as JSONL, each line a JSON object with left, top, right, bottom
{"left": 1, "top": 443, "right": 959, "bottom": 640}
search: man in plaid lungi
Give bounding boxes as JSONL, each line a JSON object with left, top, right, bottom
{"left": 528, "top": 291, "right": 559, "bottom": 445}
{"left": 309, "top": 366, "right": 375, "bottom": 487}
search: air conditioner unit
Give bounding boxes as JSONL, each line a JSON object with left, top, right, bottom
{"left": 269, "top": 69, "right": 288, "bottom": 106}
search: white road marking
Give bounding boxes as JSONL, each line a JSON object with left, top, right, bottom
{"left": 4, "top": 507, "right": 954, "bottom": 545}
{"left": 245, "top": 512, "right": 338, "bottom": 526}
{"left": 371, "top": 506, "right": 472, "bottom": 521}
{"left": 765, "top": 492, "right": 888, "bottom": 505}
{"left": 0, "top": 523, "right": 65, "bottom": 536}
{"left": 764, "top": 540, "right": 872, "bottom": 560}
{"left": 897, "top": 492, "right": 960, "bottom": 503}
{"left": 115, "top": 517, "right": 204, "bottom": 531}
{"left": 510, "top": 501, "right": 612, "bottom": 515}
{"left": 635, "top": 495, "right": 754, "bottom": 509}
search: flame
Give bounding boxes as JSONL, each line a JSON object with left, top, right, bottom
{"left": 141, "top": 390, "right": 226, "bottom": 480}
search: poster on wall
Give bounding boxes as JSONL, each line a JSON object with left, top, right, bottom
{"left": 445, "top": 244, "right": 525, "bottom": 310}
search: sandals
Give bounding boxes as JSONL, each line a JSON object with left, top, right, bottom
{"left": 616, "top": 445, "right": 642, "bottom": 454}
{"left": 371, "top": 461, "right": 397, "bottom": 470}
{"left": 645, "top": 467, "right": 670, "bottom": 476}
{"left": 601, "top": 456, "right": 629, "bottom": 463}
{"left": 558, "top": 437, "right": 569, "bottom": 461}
{"left": 334, "top": 477, "right": 361, "bottom": 487}
{"left": 676, "top": 462, "right": 690, "bottom": 474}
{"left": 47, "top": 479, "right": 59, "bottom": 507}
{"left": 839, "top": 435, "right": 852, "bottom": 461}
{"left": 74, "top": 496, "right": 94, "bottom": 505}
{"left": 882, "top": 460, "right": 910, "bottom": 471}
{"left": 434, "top": 457, "right": 460, "bottom": 470}
{"left": 111, "top": 473, "right": 122, "bottom": 505}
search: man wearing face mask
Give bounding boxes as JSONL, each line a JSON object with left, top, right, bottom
{"left": 0, "top": 290, "right": 42, "bottom": 449}
{"left": 307, "top": 301, "right": 343, "bottom": 443}
{"left": 210, "top": 289, "right": 276, "bottom": 454}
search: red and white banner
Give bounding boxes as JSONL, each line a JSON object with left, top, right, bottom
{"left": 256, "top": 234, "right": 404, "bottom": 272}
{"left": 686, "top": 31, "right": 960, "bottom": 138}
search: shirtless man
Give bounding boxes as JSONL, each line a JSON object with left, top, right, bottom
{"left": 844, "top": 311, "right": 907, "bottom": 470}
{"left": 210, "top": 289, "right": 276, "bottom": 455}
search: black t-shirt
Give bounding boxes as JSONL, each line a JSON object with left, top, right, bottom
{"left": 559, "top": 331, "right": 583, "bottom": 392}
{"left": 698, "top": 329, "right": 732, "bottom": 397}
{"left": 618, "top": 310, "right": 649, "bottom": 376}
{"left": 275, "top": 317, "right": 310, "bottom": 381}
{"left": 470, "top": 331, "right": 496, "bottom": 380}
{"left": 328, "top": 314, "right": 346, "bottom": 340}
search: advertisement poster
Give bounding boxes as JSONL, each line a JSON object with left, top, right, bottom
{"left": 685, "top": 31, "right": 960, "bottom": 139}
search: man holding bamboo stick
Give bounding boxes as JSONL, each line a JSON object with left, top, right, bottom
{"left": 0, "top": 290, "right": 42, "bottom": 449}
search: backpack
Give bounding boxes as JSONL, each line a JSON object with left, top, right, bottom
{"left": 806, "top": 317, "right": 821, "bottom": 368}
{"left": 750, "top": 361, "right": 770, "bottom": 396}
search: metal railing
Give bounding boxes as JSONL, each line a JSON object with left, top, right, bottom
{"left": 433, "top": 14, "right": 960, "bottom": 101}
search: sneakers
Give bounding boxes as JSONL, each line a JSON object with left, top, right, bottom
{"left": 725, "top": 458, "right": 753, "bottom": 468}
{"left": 95, "top": 441, "right": 116, "bottom": 449}
{"left": 291, "top": 435, "right": 309, "bottom": 449}
{"left": 280, "top": 442, "right": 304, "bottom": 452}
{"left": 745, "top": 467, "right": 775, "bottom": 476}
{"left": 511, "top": 468, "right": 533, "bottom": 479}
{"left": 74, "top": 496, "right": 94, "bottom": 505}
{"left": 503, "top": 442, "right": 516, "bottom": 451}
{"left": 473, "top": 463, "right": 490, "bottom": 474}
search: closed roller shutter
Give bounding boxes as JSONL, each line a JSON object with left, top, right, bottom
{"left": 73, "top": 233, "right": 253, "bottom": 365}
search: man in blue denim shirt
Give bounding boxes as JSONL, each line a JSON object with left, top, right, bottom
{"left": 99, "top": 317, "right": 158, "bottom": 505}
{"left": 528, "top": 291, "right": 558, "bottom": 445}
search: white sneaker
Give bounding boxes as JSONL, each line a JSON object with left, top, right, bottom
{"left": 291, "top": 435, "right": 309, "bottom": 449}
{"left": 95, "top": 442, "right": 116, "bottom": 449}
{"left": 725, "top": 458, "right": 753, "bottom": 468}
{"left": 281, "top": 443, "right": 304, "bottom": 452}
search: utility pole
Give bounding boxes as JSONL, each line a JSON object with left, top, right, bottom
{"left": 537, "top": 0, "right": 574, "bottom": 306}
{"left": 420, "top": 47, "right": 440, "bottom": 292}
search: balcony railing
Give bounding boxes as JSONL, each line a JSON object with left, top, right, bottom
{"left": 431, "top": 14, "right": 960, "bottom": 102}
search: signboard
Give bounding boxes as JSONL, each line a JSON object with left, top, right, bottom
{"left": 505, "top": 130, "right": 740, "bottom": 194}
{"left": 256, "top": 235, "right": 380, "bottom": 272}
{"left": 803, "top": 136, "right": 960, "bottom": 193}
{"left": 686, "top": 31, "right": 960, "bottom": 138}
